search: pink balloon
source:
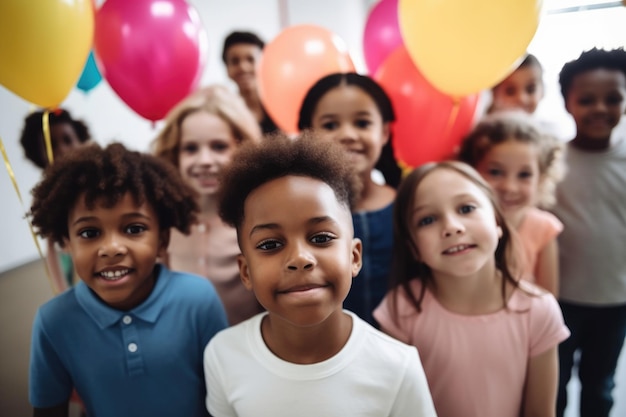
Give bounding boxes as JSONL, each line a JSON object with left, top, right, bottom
{"left": 363, "top": 0, "right": 403, "bottom": 75}
{"left": 95, "top": 0, "right": 207, "bottom": 121}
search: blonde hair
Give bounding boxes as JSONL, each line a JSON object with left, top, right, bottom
{"left": 152, "top": 84, "right": 262, "bottom": 166}
{"left": 457, "top": 111, "right": 565, "bottom": 208}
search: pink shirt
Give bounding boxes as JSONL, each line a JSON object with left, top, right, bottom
{"left": 374, "top": 280, "right": 570, "bottom": 417}
{"left": 516, "top": 207, "right": 563, "bottom": 281}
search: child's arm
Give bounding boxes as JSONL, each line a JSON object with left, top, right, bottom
{"left": 33, "top": 402, "right": 69, "bottom": 417}
{"left": 534, "top": 238, "right": 559, "bottom": 296}
{"left": 522, "top": 346, "right": 558, "bottom": 417}
{"left": 45, "top": 240, "right": 69, "bottom": 294}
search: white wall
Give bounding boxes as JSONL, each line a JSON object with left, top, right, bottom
{"left": 1, "top": 0, "right": 625, "bottom": 273}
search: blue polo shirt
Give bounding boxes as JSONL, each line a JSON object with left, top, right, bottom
{"left": 29, "top": 264, "right": 228, "bottom": 417}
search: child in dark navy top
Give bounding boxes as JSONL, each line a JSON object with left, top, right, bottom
{"left": 27, "top": 142, "right": 228, "bottom": 417}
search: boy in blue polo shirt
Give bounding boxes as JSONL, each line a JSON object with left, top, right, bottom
{"left": 27, "top": 142, "right": 228, "bottom": 417}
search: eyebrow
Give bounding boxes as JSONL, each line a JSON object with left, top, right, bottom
{"left": 248, "top": 216, "right": 338, "bottom": 237}
{"left": 412, "top": 193, "right": 478, "bottom": 213}
{"left": 71, "top": 212, "right": 152, "bottom": 227}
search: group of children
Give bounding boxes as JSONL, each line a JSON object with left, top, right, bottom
{"left": 20, "top": 43, "right": 626, "bottom": 417}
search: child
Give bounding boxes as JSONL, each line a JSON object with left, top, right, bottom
{"left": 489, "top": 53, "right": 545, "bottom": 115}
{"left": 28, "top": 143, "right": 228, "bottom": 417}
{"left": 297, "top": 72, "right": 401, "bottom": 326}
{"left": 458, "top": 111, "right": 565, "bottom": 295}
{"left": 222, "top": 30, "right": 279, "bottom": 134}
{"left": 153, "top": 84, "right": 264, "bottom": 325}
{"left": 373, "top": 161, "right": 570, "bottom": 417}
{"left": 203, "top": 135, "right": 437, "bottom": 417}
{"left": 552, "top": 47, "right": 626, "bottom": 417}
{"left": 20, "top": 108, "right": 92, "bottom": 293}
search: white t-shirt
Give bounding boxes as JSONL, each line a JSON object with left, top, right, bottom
{"left": 204, "top": 311, "right": 437, "bottom": 417}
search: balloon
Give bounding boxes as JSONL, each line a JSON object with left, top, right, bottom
{"left": 375, "top": 47, "right": 478, "bottom": 168}
{"left": 94, "top": 0, "right": 207, "bottom": 121}
{"left": 0, "top": 0, "right": 94, "bottom": 107}
{"left": 77, "top": 51, "right": 103, "bottom": 94}
{"left": 363, "top": 0, "right": 403, "bottom": 75}
{"left": 398, "top": 0, "right": 542, "bottom": 96}
{"left": 258, "top": 25, "right": 355, "bottom": 134}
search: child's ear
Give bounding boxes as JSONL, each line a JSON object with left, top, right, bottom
{"left": 496, "top": 225, "right": 503, "bottom": 239}
{"left": 237, "top": 254, "right": 253, "bottom": 291}
{"left": 381, "top": 122, "right": 391, "bottom": 145}
{"left": 351, "top": 238, "right": 363, "bottom": 278}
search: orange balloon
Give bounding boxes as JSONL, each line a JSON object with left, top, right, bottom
{"left": 258, "top": 25, "right": 355, "bottom": 134}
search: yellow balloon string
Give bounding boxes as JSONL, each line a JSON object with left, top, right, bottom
{"left": 443, "top": 97, "right": 462, "bottom": 144}
{"left": 0, "top": 136, "right": 54, "bottom": 293}
{"left": 42, "top": 110, "right": 54, "bottom": 165}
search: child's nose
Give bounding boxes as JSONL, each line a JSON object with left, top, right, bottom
{"left": 442, "top": 215, "right": 464, "bottom": 237}
{"left": 98, "top": 235, "right": 128, "bottom": 257}
{"left": 198, "top": 147, "right": 214, "bottom": 164}
{"left": 286, "top": 241, "right": 316, "bottom": 271}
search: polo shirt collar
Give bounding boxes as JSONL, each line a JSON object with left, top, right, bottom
{"left": 75, "top": 264, "right": 171, "bottom": 329}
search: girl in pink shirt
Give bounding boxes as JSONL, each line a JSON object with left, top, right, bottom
{"left": 374, "top": 161, "right": 569, "bottom": 417}
{"left": 458, "top": 111, "right": 565, "bottom": 295}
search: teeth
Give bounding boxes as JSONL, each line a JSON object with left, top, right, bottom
{"left": 446, "top": 245, "right": 469, "bottom": 254}
{"left": 100, "top": 269, "right": 129, "bottom": 280}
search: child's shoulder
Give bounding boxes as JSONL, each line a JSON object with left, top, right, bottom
{"left": 509, "top": 279, "right": 559, "bottom": 312}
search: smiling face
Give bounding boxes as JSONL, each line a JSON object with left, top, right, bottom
{"left": 225, "top": 43, "right": 262, "bottom": 93}
{"left": 491, "top": 65, "right": 544, "bottom": 114}
{"left": 178, "top": 111, "right": 238, "bottom": 198}
{"left": 566, "top": 68, "right": 626, "bottom": 147}
{"left": 475, "top": 139, "right": 541, "bottom": 224}
{"left": 237, "top": 175, "right": 362, "bottom": 328}
{"left": 310, "top": 85, "right": 389, "bottom": 179}
{"left": 409, "top": 168, "right": 502, "bottom": 281}
{"left": 64, "top": 193, "right": 167, "bottom": 310}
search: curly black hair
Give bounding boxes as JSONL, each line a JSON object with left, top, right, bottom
{"left": 28, "top": 142, "right": 198, "bottom": 245}
{"left": 559, "top": 47, "right": 626, "bottom": 100}
{"left": 218, "top": 132, "right": 361, "bottom": 230}
{"left": 221, "top": 30, "right": 265, "bottom": 63}
{"left": 19, "top": 109, "right": 91, "bottom": 169}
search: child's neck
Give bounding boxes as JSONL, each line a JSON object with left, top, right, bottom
{"left": 571, "top": 135, "right": 612, "bottom": 151}
{"left": 431, "top": 268, "right": 511, "bottom": 315}
{"left": 260, "top": 311, "right": 352, "bottom": 364}
{"left": 354, "top": 174, "right": 395, "bottom": 212}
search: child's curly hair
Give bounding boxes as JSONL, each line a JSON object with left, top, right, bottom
{"left": 218, "top": 132, "right": 362, "bottom": 230}
{"left": 28, "top": 142, "right": 199, "bottom": 245}
{"left": 457, "top": 111, "right": 565, "bottom": 208}
{"left": 20, "top": 108, "right": 91, "bottom": 169}
{"left": 559, "top": 47, "right": 626, "bottom": 101}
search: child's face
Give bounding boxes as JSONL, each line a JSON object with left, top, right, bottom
{"left": 409, "top": 168, "right": 502, "bottom": 280}
{"left": 566, "top": 68, "right": 626, "bottom": 143}
{"left": 310, "top": 85, "right": 389, "bottom": 178}
{"left": 476, "top": 139, "right": 541, "bottom": 220}
{"left": 64, "top": 192, "right": 167, "bottom": 310}
{"left": 237, "top": 175, "right": 362, "bottom": 328}
{"left": 491, "top": 65, "right": 544, "bottom": 114}
{"left": 39, "top": 122, "right": 83, "bottom": 166}
{"left": 178, "top": 111, "right": 238, "bottom": 198}
{"left": 225, "top": 43, "right": 262, "bottom": 93}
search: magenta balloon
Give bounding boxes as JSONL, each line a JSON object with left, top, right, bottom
{"left": 94, "top": 0, "right": 207, "bottom": 121}
{"left": 363, "top": 0, "right": 403, "bottom": 75}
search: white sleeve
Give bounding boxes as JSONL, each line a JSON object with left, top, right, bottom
{"left": 389, "top": 347, "right": 438, "bottom": 417}
{"left": 204, "top": 340, "right": 237, "bottom": 417}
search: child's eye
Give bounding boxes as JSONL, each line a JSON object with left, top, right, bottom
{"left": 181, "top": 143, "right": 198, "bottom": 154}
{"left": 355, "top": 119, "right": 372, "bottom": 129}
{"left": 211, "top": 141, "right": 231, "bottom": 153}
{"left": 417, "top": 216, "right": 435, "bottom": 227}
{"left": 256, "top": 239, "right": 282, "bottom": 251}
{"left": 459, "top": 205, "right": 476, "bottom": 214}
{"left": 78, "top": 228, "right": 100, "bottom": 239}
{"left": 125, "top": 224, "right": 146, "bottom": 235}
{"left": 485, "top": 168, "right": 504, "bottom": 177}
{"left": 518, "top": 171, "right": 533, "bottom": 179}
{"left": 310, "top": 233, "right": 335, "bottom": 245}
{"left": 321, "top": 121, "right": 339, "bottom": 131}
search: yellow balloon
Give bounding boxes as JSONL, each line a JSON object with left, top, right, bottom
{"left": 0, "top": 0, "right": 94, "bottom": 108}
{"left": 399, "top": 0, "right": 543, "bottom": 97}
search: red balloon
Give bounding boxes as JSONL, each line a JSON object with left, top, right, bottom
{"left": 94, "top": 0, "right": 207, "bottom": 121}
{"left": 375, "top": 47, "right": 478, "bottom": 168}
{"left": 363, "top": 0, "right": 403, "bottom": 75}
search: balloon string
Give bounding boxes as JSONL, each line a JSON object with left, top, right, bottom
{"left": 42, "top": 110, "right": 54, "bottom": 165}
{"left": 0, "top": 136, "right": 54, "bottom": 293}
